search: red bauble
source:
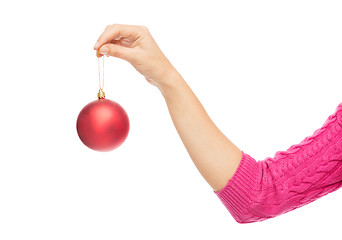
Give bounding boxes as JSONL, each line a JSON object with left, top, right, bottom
{"left": 76, "top": 98, "right": 129, "bottom": 151}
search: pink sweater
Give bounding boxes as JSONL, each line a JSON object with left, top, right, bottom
{"left": 214, "top": 102, "right": 342, "bottom": 224}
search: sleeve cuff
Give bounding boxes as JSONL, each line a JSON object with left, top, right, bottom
{"left": 213, "top": 151, "right": 261, "bottom": 223}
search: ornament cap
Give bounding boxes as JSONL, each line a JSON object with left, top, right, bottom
{"left": 98, "top": 89, "right": 105, "bottom": 99}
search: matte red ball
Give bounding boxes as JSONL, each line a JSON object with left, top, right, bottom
{"left": 76, "top": 98, "right": 129, "bottom": 151}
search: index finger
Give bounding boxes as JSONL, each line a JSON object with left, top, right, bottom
{"left": 94, "top": 24, "right": 144, "bottom": 50}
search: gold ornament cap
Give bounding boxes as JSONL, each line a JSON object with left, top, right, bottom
{"left": 98, "top": 89, "right": 105, "bottom": 99}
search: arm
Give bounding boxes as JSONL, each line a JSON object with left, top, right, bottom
{"left": 158, "top": 71, "right": 243, "bottom": 192}
{"left": 214, "top": 102, "right": 342, "bottom": 223}
{"left": 94, "top": 24, "right": 243, "bottom": 193}
{"left": 94, "top": 24, "right": 342, "bottom": 224}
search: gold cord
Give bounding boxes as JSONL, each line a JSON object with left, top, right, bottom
{"left": 98, "top": 51, "right": 104, "bottom": 90}
{"left": 97, "top": 50, "right": 105, "bottom": 99}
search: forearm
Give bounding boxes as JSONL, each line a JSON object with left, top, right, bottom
{"left": 157, "top": 69, "right": 243, "bottom": 192}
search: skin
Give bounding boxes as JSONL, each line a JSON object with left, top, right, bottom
{"left": 94, "top": 24, "right": 243, "bottom": 192}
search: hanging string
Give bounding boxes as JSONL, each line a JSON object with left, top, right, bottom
{"left": 97, "top": 51, "right": 106, "bottom": 99}
{"left": 97, "top": 50, "right": 105, "bottom": 90}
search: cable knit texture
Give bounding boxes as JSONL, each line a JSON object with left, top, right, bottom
{"left": 214, "top": 102, "right": 342, "bottom": 224}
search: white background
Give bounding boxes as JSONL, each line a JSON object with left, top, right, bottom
{"left": 0, "top": 0, "right": 341, "bottom": 239}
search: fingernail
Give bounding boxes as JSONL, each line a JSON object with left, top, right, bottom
{"left": 94, "top": 41, "right": 100, "bottom": 49}
{"left": 99, "top": 45, "right": 109, "bottom": 54}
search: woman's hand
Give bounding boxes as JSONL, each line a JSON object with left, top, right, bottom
{"left": 94, "top": 24, "right": 179, "bottom": 89}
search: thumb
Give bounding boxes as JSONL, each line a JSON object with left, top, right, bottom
{"left": 99, "top": 43, "right": 135, "bottom": 62}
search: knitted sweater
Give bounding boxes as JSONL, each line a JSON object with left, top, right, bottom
{"left": 214, "top": 102, "right": 342, "bottom": 224}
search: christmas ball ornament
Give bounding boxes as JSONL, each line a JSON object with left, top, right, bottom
{"left": 76, "top": 54, "right": 129, "bottom": 151}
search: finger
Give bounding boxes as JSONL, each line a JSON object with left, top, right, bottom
{"left": 95, "top": 50, "right": 105, "bottom": 58}
{"left": 109, "top": 39, "right": 133, "bottom": 47}
{"left": 94, "top": 24, "right": 144, "bottom": 50}
{"left": 98, "top": 43, "right": 136, "bottom": 62}
{"left": 95, "top": 39, "right": 127, "bottom": 57}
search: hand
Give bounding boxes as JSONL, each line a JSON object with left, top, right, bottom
{"left": 94, "top": 24, "right": 179, "bottom": 89}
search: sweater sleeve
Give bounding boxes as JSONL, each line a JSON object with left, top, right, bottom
{"left": 214, "top": 102, "right": 342, "bottom": 224}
